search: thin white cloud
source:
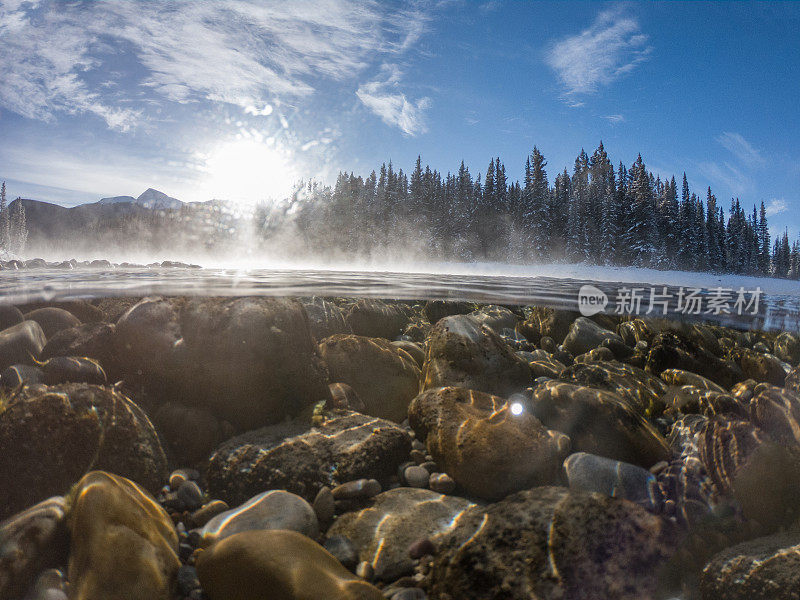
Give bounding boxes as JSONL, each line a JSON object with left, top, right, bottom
{"left": 716, "top": 131, "right": 766, "bottom": 167}
{"left": 356, "top": 66, "right": 431, "bottom": 136}
{"left": 603, "top": 114, "right": 625, "bottom": 124}
{"left": 0, "top": 0, "right": 429, "bottom": 130}
{"left": 765, "top": 198, "right": 787, "bottom": 216}
{"left": 699, "top": 161, "right": 753, "bottom": 197}
{"left": 546, "top": 6, "right": 651, "bottom": 96}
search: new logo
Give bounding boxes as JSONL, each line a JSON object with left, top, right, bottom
{"left": 578, "top": 284, "right": 608, "bottom": 316}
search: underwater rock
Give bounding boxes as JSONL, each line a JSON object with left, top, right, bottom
{"left": 562, "top": 317, "right": 624, "bottom": 357}
{"left": 563, "top": 452, "right": 663, "bottom": 513}
{"left": 22, "top": 308, "right": 80, "bottom": 339}
{"left": 19, "top": 301, "right": 104, "bottom": 324}
{"left": 116, "top": 296, "right": 331, "bottom": 430}
{"left": 409, "top": 387, "right": 569, "bottom": 500}
{"left": 40, "top": 322, "right": 117, "bottom": 372}
{"left": 318, "top": 335, "right": 421, "bottom": 422}
{"left": 344, "top": 299, "right": 411, "bottom": 340}
{"left": 468, "top": 305, "right": 519, "bottom": 332}
{"left": 391, "top": 340, "right": 425, "bottom": 368}
{"left": 427, "top": 486, "right": 678, "bottom": 600}
{"left": 422, "top": 300, "right": 473, "bottom": 325}
{"left": 697, "top": 415, "right": 800, "bottom": 533}
{"left": 422, "top": 314, "right": 531, "bottom": 398}
{"left": 646, "top": 332, "right": 743, "bottom": 389}
{"left": 528, "top": 352, "right": 567, "bottom": 379}
{"left": 0, "top": 306, "right": 23, "bottom": 332}
{"left": 40, "top": 356, "right": 106, "bottom": 385}
{"left": 0, "top": 363, "right": 44, "bottom": 387}
{"left": 205, "top": 411, "right": 411, "bottom": 506}
{"left": 773, "top": 332, "right": 800, "bottom": 365}
{"left": 700, "top": 531, "right": 800, "bottom": 600}
{"left": 748, "top": 383, "right": 800, "bottom": 446}
{"left": 664, "top": 385, "right": 745, "bottom": 418}
{"left": 196, "top": 529, "right": 385, "bottom": 600}
{"left": 0, "top": 383, "right": 167, "bottom": 520}
{"left": 326, "top": 382, "right": 366, "bottom": 412}
{"left": 301, "top": 297, "right": 350, "bottom": 340}
{"left": 328, "top": 488, "right": 475, "bottom": 581}
{"left": 573, "top": 346, "right": 615, "bottom": 363}
{"left": 0, "top": 497, "right": 68, "bottom": 600}
{"left": 66, "top": 471, "right": 179, "bottom": 600}
{"left": 153, "top": 402, "right": 229, "bottom": 466}
{"left": 530, "top": 380, "right": 671, "bottom": 468}
{"left": 530, "top": 381, "right": 671, "bottom": 468}
{"left": 559, "top": 360, "right": 668, "bottom": 418}
{"left": 660, "top": 368, "right": 728, "bottom": 393}
{"left": 786, "top": 366, "right": 799, "bottom": 394}
{"left": 200, "top": 490, "right": 318, "bottom": 547}
{"left": 0, "top": 321, "right": 46, "bottom": 372}
{"left": 521, "top": 307, "right": 578, "bottom": 345}
{"left": 735, "top": 348, "right": 787, "bottom": 386}
{"left": 617, "top": 319, "right": 653, "bottom": 347}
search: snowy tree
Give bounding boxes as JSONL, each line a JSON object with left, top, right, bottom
{"left": 10, "top": 198, "right": 27, "bottom": 254}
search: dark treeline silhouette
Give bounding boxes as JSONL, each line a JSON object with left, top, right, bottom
{"left": 264, "top": 142, "right": 800, "bottom": 278}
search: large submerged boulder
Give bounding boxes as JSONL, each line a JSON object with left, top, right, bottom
{"left": 115, "top": 297, "right": 331, "bottom": 430}
{"left": 196, "top": 529, "right": 384, "bottom": 600}
{"left": 318, "top": 335, "right": 421, "bottom": 422}
{"left": 66, "top": 471, "right": 179, "bottom": 600}
{"left": 0, "top": 383, "right": 167, "bottom": 520}
{"left": 206, "top": 411, "right": 412, "bottom": 505}
{"left": 422, "top": 314, "right": 531, "bottom": 397}
{"left": 328, "top": 488, "right": 476, "bottom": 581}
{"left": 529, "top": 381, "right": 671, "bottom": 468}
{"left": 409, "top": 387, "right": 569, "bottom": 499}
{"left": 427, "top": 486, "right": 679, "bottom": 600}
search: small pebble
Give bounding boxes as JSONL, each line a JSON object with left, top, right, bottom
{"left": 397, "top": 461, "right": 415, "bottom": 480}
{"left": 177, "top": 481, "right": 204, "bottom": 511}
{"left": 177, "top": 565, "right": 201, "bottom": 596}
{"left": 420, "top": 461, "right": 438, "bottom": 473}
{"left": 356, "top": 561, "right": 374, "bottom": 581}
{"left": 313, "top": 486, "right": 335, "bottom": 525}
{"left": 403, "top": 465, "right": 429, "bottom": 489}
{"left": 408, "top": 537, "right": 436, "bottom": 559}
{"left": 409, "top": 449, "right": 427, "bottom": 464}
{"left": 169, "top": 469, "right": 196, "bottom": 489}
{"left": 428, "top": 473, "right": 456, "bottom": 494}
{"left": 411, "top": 439, "right": 426, "bottom": 452}
{"left": 323, "top": 535, "right": 359, "bottom": 571}
{"left": 190, "top": 500, "right": 229, "bottom": 528}
{"left": 332, "top": 479, "right": 382, "bottom": 500}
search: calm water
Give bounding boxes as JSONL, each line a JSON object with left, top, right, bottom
{"left": 1, "top": 266, "right": 798, "bottom": 332}
{"left": 2, "top": 265, "right": 800, "bottom": 600}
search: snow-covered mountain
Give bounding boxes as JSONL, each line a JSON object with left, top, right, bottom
{"left": 97, "top": 188, "right": 182, "bottom": 209}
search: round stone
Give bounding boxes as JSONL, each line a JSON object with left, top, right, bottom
{"left": 428, "top": 473, "right": 455, "bottom": 494}
{"left": 313, "top": 486, "right": 335, "bottom": 525}
{"left": 177, "top": 481, "right": 204, "bottom": 511}
{"left": 403, "top": 466, "right": 429, "bottom": 489}
{"left": 332, "top": 479, "right": 382, "bottom": 500}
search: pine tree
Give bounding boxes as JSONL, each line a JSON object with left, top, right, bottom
{"left": 10, "top": 198, "right": 27, "bottom": 255}
{"left": 757, "top": 201, "right": 770, "bottom": 275}
{"left": 625, "top": 155, "right": 656, "bottom": 266}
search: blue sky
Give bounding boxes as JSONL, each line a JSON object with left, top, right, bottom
{"left": 1, "top": 0, "right": 798, "bottom": 238}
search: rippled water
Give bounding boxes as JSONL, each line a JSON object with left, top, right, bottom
{"left": 1, "top": 266, "right": 798, "bottom": 332}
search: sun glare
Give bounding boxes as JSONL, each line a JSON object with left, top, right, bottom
{"left": 201, "top": 140, "right": 298, "bottom": 206}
